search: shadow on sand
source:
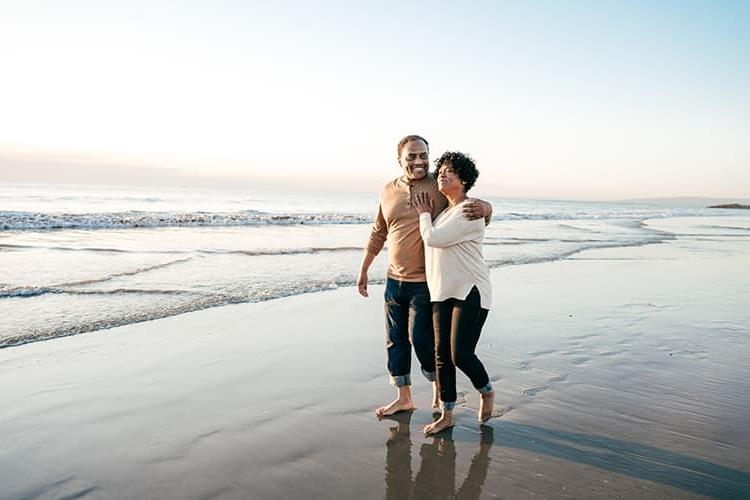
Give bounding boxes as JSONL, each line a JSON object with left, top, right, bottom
{"left": 382, "top": 413, "right": 750, "bottom": 499}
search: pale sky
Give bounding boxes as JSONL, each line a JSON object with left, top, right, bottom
{"left": 1, "top": 0, "right": 748, "bottom": 199}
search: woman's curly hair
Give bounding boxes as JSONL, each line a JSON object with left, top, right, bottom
{"left": 433, "top": 151, "right": 479, "bottom": 193}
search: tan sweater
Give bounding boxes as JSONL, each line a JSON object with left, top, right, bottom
{"left": 366, "top": 175, "right": 448, "bottom": 282}
{"left": 419, "top": 202, "right": 492, "bottom": 309}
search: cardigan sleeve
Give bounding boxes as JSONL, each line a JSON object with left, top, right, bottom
{"left": 419, "top": 209, "right": 483, "bottom": 248}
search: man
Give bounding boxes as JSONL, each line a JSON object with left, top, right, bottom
{"left": 357, "top": 135, "right": 492, "bottom": 417}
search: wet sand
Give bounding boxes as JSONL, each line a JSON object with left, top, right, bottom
{"left": 1, "top": 217, "right": 749, "bottom": 499}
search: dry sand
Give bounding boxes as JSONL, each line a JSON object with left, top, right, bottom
{"left": 1, "top": 221, "right": 749, "bottom": 499}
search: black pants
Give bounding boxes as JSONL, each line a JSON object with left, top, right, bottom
{"left": 432, "top": 286, "right": 490, "bottom": 405}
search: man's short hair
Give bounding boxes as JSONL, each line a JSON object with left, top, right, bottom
{"left": 433, "top": 151, "right": 479, "bottom": 193}
{"left": 397, "top": 135, "right": 429, "bottom": 158}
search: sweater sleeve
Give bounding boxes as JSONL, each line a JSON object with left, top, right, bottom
{"left": 365, "top": 202, "right": 388, "bottom": 255}
{"left": 419, "top": 210, "right": 483, "bottom": 248}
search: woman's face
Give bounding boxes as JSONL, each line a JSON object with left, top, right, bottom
{"left": 437, "top": 162, "right": 463, "bottom": 195}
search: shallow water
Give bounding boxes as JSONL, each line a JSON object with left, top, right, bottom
{"left": 1, "top": 183, "right": 747, "bottom": 347}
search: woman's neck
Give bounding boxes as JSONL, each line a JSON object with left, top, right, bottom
{"left": 445, "top": 191, "right": 467, "bottom": 207}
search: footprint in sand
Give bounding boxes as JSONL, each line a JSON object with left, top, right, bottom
{"left": 570, "top": 356, "right": 591, "bottom": 366}
{"left": 489, "top": 405, "right": 513, "bottom": 419}
{"left": 522, "top": 386, "right": 546, "bottom": 398}
{"left": 528, "top": 349, "right": 556, "bottom": 357}
{"left": 455, "top": 391, "right": 468, "bottom": 406}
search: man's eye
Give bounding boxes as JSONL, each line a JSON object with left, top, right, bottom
{"left": 420, "top": 154, "right": 428, "bottom": 159}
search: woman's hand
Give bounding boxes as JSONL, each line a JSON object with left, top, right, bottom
{"left": 413, "top": 191, "right": 432, "bottom": 215}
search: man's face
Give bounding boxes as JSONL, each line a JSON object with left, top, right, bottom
{"left": 399, "top": 139, "right": 429, "bottom": 180}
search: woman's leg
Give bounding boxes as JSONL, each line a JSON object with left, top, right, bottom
{"left": 433, "top": 299, "right": 457, "bottom": 405}
{"left": 451, "top": 287, "right": 495, "bottom": 422}
{"left": 451, "top": 287, "right": 490, "bottom": 389}
{"left": 424, "top": 299, "right": 456, "bottom": 435}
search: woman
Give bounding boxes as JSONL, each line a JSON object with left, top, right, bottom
{"left": 413, "top": 151, "right": 495, "bottom": 435}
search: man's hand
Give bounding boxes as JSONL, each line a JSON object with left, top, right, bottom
{"left": 413, "top": 191, "right": 432, "bottom": 215}
{"left": 356, "top": 269, "right": 369, "bottom": 297}
{"left": 357, "top": 251, "right": 377, "bottom": 298}
{"left": 462, "top": 198, "right": 493, "bottom": 223}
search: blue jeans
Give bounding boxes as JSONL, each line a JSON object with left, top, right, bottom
{"left": 384, "top": 278, "right": 437, "bottom": 387}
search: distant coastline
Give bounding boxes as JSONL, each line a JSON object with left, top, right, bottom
{"left": 708, "top": 204, "right": 750, "bottom": 209}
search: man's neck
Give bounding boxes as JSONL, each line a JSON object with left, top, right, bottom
{"left": 401, "top": 174, "right": 425, "bottom": 185}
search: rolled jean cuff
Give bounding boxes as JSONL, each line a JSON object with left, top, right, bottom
{"left": 478, "top": 383, "right": 493, "bottom": 395}
{"left": 390, "top": 374, "right": 411, "bottom": 387}
{"left": 441, "top": 401, "right": 456, "bottom": 411}
{"left": 422, "top": 369, "right": 437, "bottom": 382}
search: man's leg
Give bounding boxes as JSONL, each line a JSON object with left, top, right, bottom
{"left": 377, "top": 278, "right": 415, "bottom": 418}
{"left": 408, "top": 281, "right": 438, "bottom": 408}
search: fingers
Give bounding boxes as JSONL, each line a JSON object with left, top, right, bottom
{"left": 463, "top": 209, "right": 482, "bottom": 220}
{"left": 462, "top": 204, "right": 480, "bottom": 217}
{"left": 414, "top": 191, "right": 430, "bottom": 208}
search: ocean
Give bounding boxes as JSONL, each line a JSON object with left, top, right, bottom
{"left": 1, "top": 183, "right": 746, "bottom": 348}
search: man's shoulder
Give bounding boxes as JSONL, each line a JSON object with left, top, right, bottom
{"left": 379, "top": 176, "right": 402, "bottom": 192}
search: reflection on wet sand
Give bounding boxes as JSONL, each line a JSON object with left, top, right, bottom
{"left": 383, "top": 414, "right": 750, "bottom": 499}
{"left": 384, "top": 412, "right": 493, "bottom": 500}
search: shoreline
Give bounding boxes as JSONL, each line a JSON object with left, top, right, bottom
{"left": 1, "top": 222, "right": 749, "bottom": 498}
{"left": 1, "top": 216, "right": 677, "bottom": 350}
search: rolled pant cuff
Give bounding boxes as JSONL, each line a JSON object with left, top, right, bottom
{"left": 441, "top": 401, "right": 457, "bottom": 411}
{"left": 422, "top": 369, "right": 437, "bottom": 382}
{"left": 478, "top": 383, "right": 493, "bottom": 395}
{"left": 390, "top": 374, "right": 411, "bottom": 387}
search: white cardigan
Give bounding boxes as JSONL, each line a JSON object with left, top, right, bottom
{"left": 418, "top": 202, "right": 492, "bottom": 309}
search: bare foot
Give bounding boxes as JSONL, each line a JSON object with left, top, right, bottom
{"left": 423, "top": 414, "right": 454, "bottom": 436}
{"left": 479, "top": 390, "right": 495, "bottom": 423}
{"left": 376, "top": 397, "right": 415, "bottom": 419}
{"left": 432, "top": 382, "right": 440, "bottom": 409}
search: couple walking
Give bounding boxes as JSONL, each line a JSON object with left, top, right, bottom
{"left": 357, "top": 134, "right": 495, "bottom": 435}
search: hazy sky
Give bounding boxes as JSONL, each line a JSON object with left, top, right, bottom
{"left": 1, "top": 1, "right": 748, "bottom": 199}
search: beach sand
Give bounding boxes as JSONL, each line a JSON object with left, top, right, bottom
{"left": 2, "top": 222, "right": 749, "bottom": 499}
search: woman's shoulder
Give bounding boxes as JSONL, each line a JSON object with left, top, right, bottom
{"left": 449, "top": 200, "right": 476, "bottom": 216}
{"left": 451, "top": 201, "right": 485, "bottom": 229}
{"left": 442, "top": 201, "right": 478, "bottom": 222}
